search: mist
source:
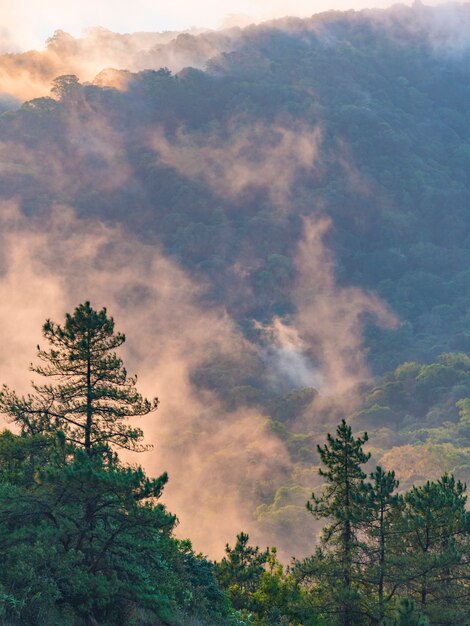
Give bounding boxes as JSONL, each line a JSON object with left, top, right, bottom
{"left": 0, "top": 0, "right": 431, "bottom": 52}
{"left": 0, "top": 198, "right": 395, "bottom": 558}
{"left": 2, "top": 1, "right": 467, "bottom": 563}
{"left": 0, "top": 1, "right": 468, "bottom": 102}
{"left": 153, "top": 121, "right": 322, "bottom": 206}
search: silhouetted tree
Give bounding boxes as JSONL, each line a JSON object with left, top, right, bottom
{"left": 307, "top": 420, "right": 370, "bottom": 626}
{"left": 0, "top": 302, "right": 158, "bottom": 456}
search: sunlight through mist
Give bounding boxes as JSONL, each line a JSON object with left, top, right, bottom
{"left": 0, "top": 0, "right": 441, "bottom": 51}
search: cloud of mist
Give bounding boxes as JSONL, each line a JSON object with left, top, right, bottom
{"left": 366, "top": 1, "right": 470, "bottom": 57}
{"left": 1, "top": 2, "right": 468, "bottom": 103}
{"left": 257, "top": 317, "right": 325, "bottom": 391}
{"left": 0, "top": 26, "right": 242, "bottom": 101}
{"left": 0, "top": 204, "right": 67, "bottom": 391}
{"left": 264, "top": 217, "right": 398, "bottom": 396}
{"left": 0, "top": 0, "right": 410, "bottom": 52}
{"left": 153, "top": 121, "right": 322, "bottom": 206}
{"left": 146, "top": 99, "right": 392, "bottom": 404}
{"left": 0, "top": 203, "right": 292, "bottom": 557}
{"left": 0, "top": 100, "right": 132, "bottom": 200}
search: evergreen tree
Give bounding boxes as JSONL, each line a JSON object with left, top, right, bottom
{"left": 0, "top": 302, "right": 158, "bottom": 456}
{"left": 358, "top": 467, "right": 401, "bottom": 624}
{"left": 400, "top": 474, "right": 470, "bottom": 626}
{"left": 0, "top": 304, "right": 232, "bottom": 625}
{"left": 0, "top": 438, "right": 178, "bottom": 625}
{"left": 306, "top": 420, "right": 370, "bottom": 626}
{"left": 216, "top": 532, "right": 269, "bottom": 609}
{"left": 383, "top": 598, "right": 429, "bottom": 626}
{"left": 217, "top": 535, "right": 319, "bottom": 625}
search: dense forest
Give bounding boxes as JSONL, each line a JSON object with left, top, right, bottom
{"left": 2, "top": 2, "right": 470, "bottom": 622}
{"left": 1, "top": 302, "right": 469, "bottom": 625}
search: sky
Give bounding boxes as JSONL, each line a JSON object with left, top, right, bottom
{"left": 0, "top": 0, "right": 429, "bottom": 51}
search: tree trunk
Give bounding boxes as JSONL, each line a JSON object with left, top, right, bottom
{"left": 84, "top": 333, "right": 93, "bottom": 454}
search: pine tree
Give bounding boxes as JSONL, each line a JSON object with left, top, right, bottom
{"left": 306, "top": 420, "right": 370, "bottom": 626}
{"left": 0, "top": 302, "right": 158, "bottom": 456}
{"left": 383, "top": 598, "right": 429, "bottom": 626}
{"left": 0, "top": 305, "right": 231, "bottom": 625}
{"left": 399, "top": 474, "right": 470, "bottom": 626}
{"left": 0, "top": 437, "right": 178, "bottom": 625}
{"left": 357, "top": 467, "right": 401, "bottom": 624}
{"left": 216, "top": 532, "right": 269, "bottom": 606}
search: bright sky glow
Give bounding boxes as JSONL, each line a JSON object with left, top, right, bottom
{"left": 0, "top": 0, "right": 430, "bottom": 51}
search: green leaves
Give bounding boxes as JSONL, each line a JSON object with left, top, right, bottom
{"left": 383, "top": 598, "right": 429, "bottom": 626}
{"left": 216, "top": 535, "right": 319, "bottom": 625}
{"left": 305, "top": 421, "right": 370, "bottom": 625}
{"left": 216, "top": 532, "right": 269, "bottom": 601}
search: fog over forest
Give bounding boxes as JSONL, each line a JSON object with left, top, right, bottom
{"left": 1, "top": 3, "right": 470, "bottom": 624}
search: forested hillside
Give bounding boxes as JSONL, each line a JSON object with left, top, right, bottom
{"left": 1, "top": 0, "right": 470, "bottom": 593}
{"left": 3, "top": 3, "right": 470, "bottom": 364}
{"left": 1, "top": 303, "right": 469, "bottom": 625}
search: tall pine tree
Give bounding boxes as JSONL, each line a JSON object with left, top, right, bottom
{"left": 400, "top": 474, "right": 470, "bottom": 626}
{"left": 0, "top": 302, "right": 158, "bottom": 456}
{"left": 307, "top": 420, "right": 370, "bottom": 626}
{"left": 357, "top": 467, "right": 401, "bottom": 624}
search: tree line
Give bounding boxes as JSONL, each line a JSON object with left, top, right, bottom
{"left": 0, "top": 303, "right": 468, "bottom": 625}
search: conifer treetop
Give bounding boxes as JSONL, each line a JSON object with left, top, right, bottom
{"left": 0, "top": 301, "right": 158, "bottom": 456}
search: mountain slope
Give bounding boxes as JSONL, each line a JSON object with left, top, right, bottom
{"left": 1, "top": 3, "right": 470, "bottom": 555}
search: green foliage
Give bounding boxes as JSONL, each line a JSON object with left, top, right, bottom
{"left": 0, "top": 302, "right": 158, "bottom": 456}
{"left": 397, "top": 474, "right": 470, "bottom": 625}
{"left": 383, "top": 598, "right": 429, "bottom": 626}
{"left": 270, "top": 388, "right": 318, "bottom": 424}
{"left": 0, "top": 306, "right": 231, "bottom": 626}
{"left": 356, "top": 352, "right": 470, "bottom": 442}
{"left": 0, "top": 440, "right": 179, "bottom": 625}
{"left": 216, "top": 532, "right": 269, "bottom": 607}
{"left": 357, "top": 467, "right": 402, "bottom": 623}
{"left": 306, "top": 421, "right": 370, "bottom": 625}
{"left": 216, "top": 535, "right": 319, "bottom": 625}
{"left": 0, "top": 429, "right": 54, "bottom": 486}
{"left": 296, "top": 423, "right": 470, "bottom": 626}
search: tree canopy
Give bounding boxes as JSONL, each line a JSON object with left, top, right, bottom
{"left": 0, "top": 302, "right": 158, "bottom": 456}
